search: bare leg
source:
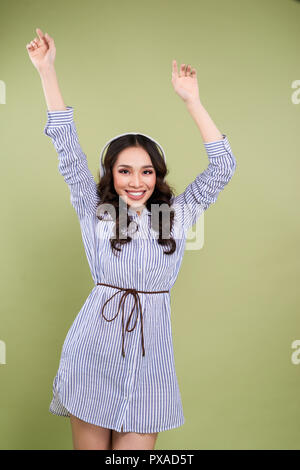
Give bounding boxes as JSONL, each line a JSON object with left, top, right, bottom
{"left": 69, "top": 413, "right": 112, "bottom": 450}
{"left": 112, "top": 428, "right": 158, "bottom": 450}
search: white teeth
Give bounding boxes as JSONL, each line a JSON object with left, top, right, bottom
{"left": 127, "top": 191, "right": 144, "bottom": 196}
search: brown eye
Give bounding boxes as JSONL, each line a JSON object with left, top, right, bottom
{"left": 119, "top": 170, "right": 153, "bottom": 174}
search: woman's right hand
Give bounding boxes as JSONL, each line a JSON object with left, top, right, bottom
{"left": 26, "top": 28, "right": 56, "bottom": 72}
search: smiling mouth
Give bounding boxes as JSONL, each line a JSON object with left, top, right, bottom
{"left": 125, "top": 190, "right": 147, "bottom": 200}
{"left": 125, "top": 190, "right": 146, "bottom": 194}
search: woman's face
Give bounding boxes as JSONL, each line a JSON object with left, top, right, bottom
{"left": 112, "top": 146, "right": 156, "bottom": 213}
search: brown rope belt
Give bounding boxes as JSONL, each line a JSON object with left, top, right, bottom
{"left": 96, "top": 282, "right": 169, "bottom": 358}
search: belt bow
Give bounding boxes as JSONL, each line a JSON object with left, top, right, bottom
{"left": 96, "top": 282, "right": 169, "bottom": 357}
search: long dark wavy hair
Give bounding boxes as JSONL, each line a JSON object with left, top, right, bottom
{"left": 95, "top": 134, "right": 177, "bottom": 257}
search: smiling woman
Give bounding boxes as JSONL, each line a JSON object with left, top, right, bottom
{"left": 96, "top": 132, "right": 178, "bottom": 256}
{"left": 113, "top": 147, "right": 156, "bottom": 208}
{"left": 27, "top": 26, "right": 237, "bottom": 451}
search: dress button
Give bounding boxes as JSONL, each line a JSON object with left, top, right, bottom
{"left": 124, "top": 395, "right": 128, "bottom": 399}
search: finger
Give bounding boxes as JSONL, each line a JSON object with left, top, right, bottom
{"left": 179, "top": 63, "right": 186, "bottom": 77}
{"left": 191, "top": 67, "right": 197, "bottom": 77}
{"left": 36, "top": 28, "right": 47, "bottom": 46}
{"left": 172, "top": 59, "right": 178, "bottom": 78}
{"left": 45, "top": 32, "right": 54, "bottom": 46}
{"left": 186, "top": 64, "right": 192, "bottom": 76}
{"left": 36, "top": 28, "right": 45, "bottom": 40}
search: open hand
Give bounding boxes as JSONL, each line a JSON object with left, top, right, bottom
{"left": 26, "top": 28, "right": 56, "bottom": 71}
{"left": 171, "top": 60, "right": 200, "bottom": 105}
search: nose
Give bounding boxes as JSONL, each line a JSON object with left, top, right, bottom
{"left": 128, "top": 173, "right": 144, "bottom": 189}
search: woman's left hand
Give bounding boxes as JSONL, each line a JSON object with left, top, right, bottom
{"left": 171, "top": 60, "right": 200, "bottom": 105}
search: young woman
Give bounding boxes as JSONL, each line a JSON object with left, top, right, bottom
{"left": 26, "top": 28, "right": 237, "bottom": 451}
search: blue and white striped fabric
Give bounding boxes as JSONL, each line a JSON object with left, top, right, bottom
{"left": 44, "top": 105, "right": 236, "bottom": 433}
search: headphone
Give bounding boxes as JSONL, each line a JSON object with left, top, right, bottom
{"left": 99, "top": 132, "right": 167, "bottom": 178}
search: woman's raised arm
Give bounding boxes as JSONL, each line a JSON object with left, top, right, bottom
{"left": 26, "top": 28, "right": 99, "bottom": 220}
{"left": 26, "top": 28, "right": 66, "bottom": 111}
{"left": 171, "top": 60, "right": 237, "bottom": 233}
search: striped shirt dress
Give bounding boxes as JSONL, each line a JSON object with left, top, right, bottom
{"left": 44, "top": 106, "right": 237, "bottom": 433}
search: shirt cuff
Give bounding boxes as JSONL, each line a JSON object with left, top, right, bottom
{"left": 203, "top": 134, "right": 233, "bottom": 158}
{"left": 45, "top": 105, "right": 74, "bottom": 127}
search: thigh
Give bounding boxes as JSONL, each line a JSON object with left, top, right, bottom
{"left": 112, "top": 429, "right": 158, "bottom": 450}
{"left": 69, "top": 413, "right": 112, "bottom": 450}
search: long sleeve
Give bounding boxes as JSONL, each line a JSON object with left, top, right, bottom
{"left": 43, "top": 106, "right": 100, "bottom": 220}
{"left": 172, "top": 134, "right": 237, "bottom": 234}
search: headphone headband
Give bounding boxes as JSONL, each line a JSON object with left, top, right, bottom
{"left": 99, "top": 132, "right": 166, "bottom": 178}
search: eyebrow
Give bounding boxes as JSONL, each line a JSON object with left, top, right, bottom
{"left": 117, "top": 164, "right": 154, "bottom": 169}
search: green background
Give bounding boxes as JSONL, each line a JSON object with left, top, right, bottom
{"left": 0, "top": 0, "right": 299, "bottom": 450}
